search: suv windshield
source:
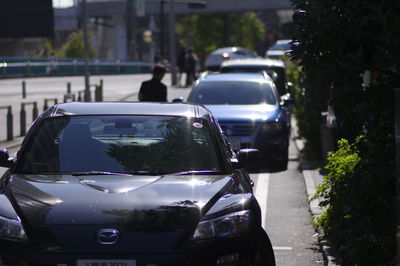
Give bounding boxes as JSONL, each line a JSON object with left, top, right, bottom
{"left": 190, "top": 81, "right": 277, "bottom": 105}
{"left": 17, "top": 116, "right": 224, "bottom": 175}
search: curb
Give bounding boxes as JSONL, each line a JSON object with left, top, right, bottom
{"left": 293, "top": 137, "right": 342, "bottom": 266}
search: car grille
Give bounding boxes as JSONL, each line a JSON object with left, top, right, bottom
{"left": 220, "top": 122, "right": 257, "bottom": 136}
{"left": 32, "top": 226, "right": 57, "bottom": 240}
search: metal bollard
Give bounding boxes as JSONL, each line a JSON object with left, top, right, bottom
{"left": 44, "top": 99, "right": 49, "bottom": 111}
{"left": 95, "top": 85, "right": 103, "bottom": 102}
{"left": 44, "top": 98, "right": 58, "bottom": 110}
{"left": 22, "top": 81, "right": 26, "bottom": 98}
{"left": 6, "top": 106, "right": 13, "bottom": 141}
{"left": 67, "top": 82, "right": 71, "bottom": 94}
{"left": 20, "top": 103, "right": 26, "bottom": 136}
{"left": 33, "top": 102, "right": 38, "bottom": 121}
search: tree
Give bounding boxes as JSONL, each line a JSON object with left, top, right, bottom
{"left": 175, "top": 12, "right": 265, "bottom": 67}
{"left": 230, "top": 12, "right": 265, "bottom": 51}
{"left": 56, "top": 31, "right": 96, "bottom": 59}
{"left": 291, "top": 0, "right": 399, "bottom": 264}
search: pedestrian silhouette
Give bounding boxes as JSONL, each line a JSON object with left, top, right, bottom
{"left": 138, "top": 65, "right": 167, "bottom": 102}
{"left": 177, "top": 46, "right": 187, "bottom": 87}
{"left": 185, "top": 47, "right": 198, "bottom": 87}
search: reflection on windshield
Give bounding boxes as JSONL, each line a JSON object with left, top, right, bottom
{"left": 17, "top": 116, "right": 223, "bottom": 175}
{"left": 190, "top": 81, "right": 277, "bottom": 105}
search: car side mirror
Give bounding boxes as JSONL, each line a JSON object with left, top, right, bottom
{"left": 0, "top": 149, "right": 14, "bottom": 168}
{"left": 172, "top": 97, "right": 184, "bottom": 103}
{"left": 233, "top": 149, "right": 260, "bottom": 169}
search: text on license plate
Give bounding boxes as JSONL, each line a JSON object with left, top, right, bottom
{"left": 76, "top": 259, "right": 136, "bottom": 266}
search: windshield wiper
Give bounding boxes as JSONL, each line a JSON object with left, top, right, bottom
{"left": 168, "top": 170, "right": 223, "bottom": 176}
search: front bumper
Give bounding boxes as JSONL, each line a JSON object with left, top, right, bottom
{"left": 227, "top": 132, "right": 287, "bottom": 159}
{"left": 0, "top": 234, "right": 261, "bottom": 266}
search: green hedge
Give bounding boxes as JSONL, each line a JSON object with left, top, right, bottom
{"left": 313, "top": 137, "right": 395, "bottom": 264}
{"left": 290, "top": 0, "right": 398, "bottom": 264}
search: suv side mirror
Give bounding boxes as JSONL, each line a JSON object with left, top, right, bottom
{"left": 0, "top": 149, "right": 14, "bottom": 168}
{"left": 280, "top": 93, "right": 295, "bottom": 106}
{"left": 286, "top": 82, "right": 294, "bottom": 97}
{"left": 234, "top": 149, "right": 260, "bottom": 169}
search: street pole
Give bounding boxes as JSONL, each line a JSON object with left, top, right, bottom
{"left": 82, "top": 0, "right": 91, "bottom": 101}
{"left": 168, "top": 0, "right": 177, "bottom": 86}
{"left": 160, "top": 0, "right": 165, "bottom": 60}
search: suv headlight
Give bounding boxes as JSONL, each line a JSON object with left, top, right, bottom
{"left": 192, "top": 210, "right": 251, "bottom": 240}
{"left": 0, "top": 215, "right": 28, "bottom": 242}
{"left": 260, "top": 122, "right": 283, "bottom": 132}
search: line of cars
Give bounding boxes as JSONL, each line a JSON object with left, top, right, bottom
{"left": 0, "top": 42, "right": 292, "bottom": 265}
{"left": 187, "top": 43, "right": 295, "bottom": 172}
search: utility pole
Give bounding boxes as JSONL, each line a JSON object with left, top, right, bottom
{"left": 126, "top": 0, "right": 134, "bottom": 60}
{"left": 160, "top": 0, "right": 165, "bottom": 60}
{"left": 82, "top": 0, "right": 91, "bottom": 102}
{"left": 168, "top": 0, "right": 177, "bottom": 86}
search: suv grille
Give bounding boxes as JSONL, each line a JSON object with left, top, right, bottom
{"left": 220, "top": 122, "right": 257, "bottom": 136}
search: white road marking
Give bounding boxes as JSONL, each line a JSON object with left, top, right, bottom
{"left": 253, "top": 173, "right": 270, "bottom": 230}
{"left": 273, "top": 246, "right": 293, "bottom": 251}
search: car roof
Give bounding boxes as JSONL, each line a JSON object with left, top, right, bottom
{"left": 44, "top": 102, "right": 212, "bottom": 119}
{"left": 220, "top": 58, "right": 286, "bottom": 68}
{"left": 210, "top": 47, "right": 249, "bottom": 54}
{"left": 199, "top": 72, "right": 273, "bottom": 83}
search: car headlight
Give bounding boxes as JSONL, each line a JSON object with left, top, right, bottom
{"left": 0, "top": 215, "right": 28, "bottom": 242}
{"left": 192, "top": 210, "right": 251, "bottom": 240}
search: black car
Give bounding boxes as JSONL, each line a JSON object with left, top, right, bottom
{"left": 0, "top": 102, "right": 275, "bottom": 266}
{"left": 219, "top": 58, "right": 291, "bottom": 97}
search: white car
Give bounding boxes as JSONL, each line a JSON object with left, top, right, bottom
{"left": 265, "top": 39, "right": 292, "bottom": 59}
{"left": 204, "top": 47, "right": 258, "bottom": 71}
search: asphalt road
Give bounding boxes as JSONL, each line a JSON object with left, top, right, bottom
{"left": 0, "top": 74, "right": 325, "bottom": 265}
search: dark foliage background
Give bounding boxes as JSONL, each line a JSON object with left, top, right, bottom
{"left": 289, "top": 0, "right": 399, "bottom": 264}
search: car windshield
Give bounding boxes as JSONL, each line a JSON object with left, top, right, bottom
{"left": 17, "top": 116, "right": 224, "bottom": 175}
{"left": 190, "top": 81, "right": 277, "bottom": 105}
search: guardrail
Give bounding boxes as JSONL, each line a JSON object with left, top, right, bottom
{"left": 0, "top": 79, "right": 104, "bottom": 142}
{"left": 0, "top": 60, "right": 153, "bottom": 78}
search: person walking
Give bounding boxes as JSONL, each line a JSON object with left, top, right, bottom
{"left": 138, "top": 65, "right": 168, "bottom": 102}
{"left": 185, "top": 47, "right": 198, "bottom": 87}
{"left": 177, "top": 46, "right": 187, "bottom": 87}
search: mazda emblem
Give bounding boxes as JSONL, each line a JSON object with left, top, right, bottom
{"left": 97, "top": 229, "right": 120, "bottom": 245}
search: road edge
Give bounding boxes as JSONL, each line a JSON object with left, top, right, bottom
{"left": 294, "top": 137, "right": 342, "bottom": 266}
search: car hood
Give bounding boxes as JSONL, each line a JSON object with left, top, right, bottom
{"left": 204, "top": 104, "right": 280, "bottom": 122}
{"left": 6, "top": 173, "right": 233, "bottom": 227}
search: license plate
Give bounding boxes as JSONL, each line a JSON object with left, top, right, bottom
{"left": 76, "top": 259, "right": 136, "bottom": 266}
{"left": 227, "top": 138, "right": 241, "bottom": 151}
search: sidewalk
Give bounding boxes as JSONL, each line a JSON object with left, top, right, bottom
{"left": 293, "top": 136, "right": 342, "bottom": 266}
